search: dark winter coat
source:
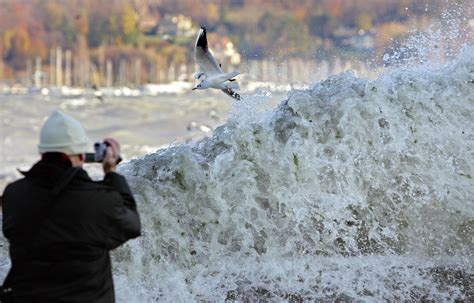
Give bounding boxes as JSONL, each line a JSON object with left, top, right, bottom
{"left": 1, "top": 159, "right": 141, "bottom": 302}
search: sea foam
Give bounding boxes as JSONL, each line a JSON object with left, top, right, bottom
{"left": 114, "top": 46, "right": 473, "bottom": 301}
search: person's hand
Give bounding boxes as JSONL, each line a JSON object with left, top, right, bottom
{"left": 102, "top": 138, "right": 120, "bottom": 174}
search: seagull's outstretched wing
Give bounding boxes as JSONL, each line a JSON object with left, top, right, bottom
{"left": 207, "top": 71, "right": 240, "bottom": 84}
{"left": 221, "top": 88, "right": 241, "bottom": 100}
{"left": 194, "top": 27, "right": 223, "bottom": 76}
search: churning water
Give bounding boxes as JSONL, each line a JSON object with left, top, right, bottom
{"left": 1, "top": 8, "right": 473, "bottom": 300}
{"left": 112, "top": 46, "right": 474, "bottom": 301}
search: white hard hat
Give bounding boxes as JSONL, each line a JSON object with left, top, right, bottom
{"left": 38, "top": 110, "right": 90, "bottom": 155}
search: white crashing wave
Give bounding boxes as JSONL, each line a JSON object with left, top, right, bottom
{"left": 115, "top": 46, "right": 474, "bottom": 301}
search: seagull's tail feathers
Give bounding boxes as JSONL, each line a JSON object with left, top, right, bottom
{"left": 221, "top": 88, "right": 241, "bottom": 100}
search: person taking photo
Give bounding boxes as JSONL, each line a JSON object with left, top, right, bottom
{"left": 1, "top": 110, "right": 141, "bottom": 302}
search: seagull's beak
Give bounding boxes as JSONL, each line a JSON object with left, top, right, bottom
{"left": 192, "top": 87, "right": 197, "bottom": 90}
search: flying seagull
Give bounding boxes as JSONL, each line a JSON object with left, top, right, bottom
{"left": 193, "top": 27, "right": 241, "bottom": 100}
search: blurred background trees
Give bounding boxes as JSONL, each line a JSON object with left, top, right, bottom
{"left": 0, "top": 0, "right": 471, "bottom": 83}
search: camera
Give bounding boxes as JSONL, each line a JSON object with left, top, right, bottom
{"left": 85, "top": 141, "right": 122, "bottom": 164}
